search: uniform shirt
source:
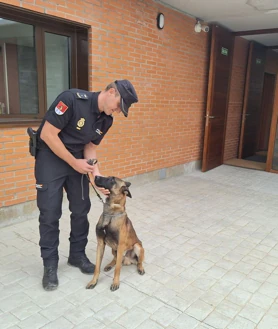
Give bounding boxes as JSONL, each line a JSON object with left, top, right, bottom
{"left": 37, "top": 89, "right": 113, "bottom": 153}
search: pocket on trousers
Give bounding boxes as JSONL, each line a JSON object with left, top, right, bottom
{"left": 36, "top": 183, "right": 48, "bottom": 191}
{"left": 36, "top": 183, "right": 48, "bottom": 210}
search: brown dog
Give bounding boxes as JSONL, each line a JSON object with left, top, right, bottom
{"left": 86, "top": 176, "right": 145, "bottom": 291}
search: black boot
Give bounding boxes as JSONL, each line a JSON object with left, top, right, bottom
{"left": 42, "top": 266, "right": 58, "bottom": 291}
{"left": 68, "top": 253, "right": 95, "bottom": 274}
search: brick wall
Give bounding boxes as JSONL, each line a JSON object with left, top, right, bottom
{"left": 0, "top": 0, "right": 210, "bottom": 208}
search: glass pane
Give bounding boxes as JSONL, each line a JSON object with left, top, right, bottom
{"left": 0, "top": 18, "right": 38, "bottom": 115}
{"left": 45, "top": 32, "right": 70, "bottom": 109}
{"left": 272, "top": 120, "right": 278, "bottom": 170}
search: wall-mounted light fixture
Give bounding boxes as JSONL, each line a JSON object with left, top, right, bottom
{"left": 157, "top": 13, "right": 165, "bottom": 29}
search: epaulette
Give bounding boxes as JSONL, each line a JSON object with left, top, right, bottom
{"left": 76, "top": 92, "right": 89, "bottom": 99}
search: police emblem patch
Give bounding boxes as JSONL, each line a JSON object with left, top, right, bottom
{"left": 55, "top": 101, "right": 68, "bottom": 115}
{"left": 77, "top": 118, "right": 85, "bottom": 130}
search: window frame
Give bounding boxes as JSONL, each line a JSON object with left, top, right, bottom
{"left": 0, "top": 4, "right": 89, "bottom": 127}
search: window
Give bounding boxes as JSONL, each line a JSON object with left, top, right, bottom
{"left": 45, "top": 33, "right": 71, "bottom": 109}
{"left": 0, "top": 5, "right": 89, "bottom": 126}
{"left": 0, "top": 20, "right": 38, "bottom": 115}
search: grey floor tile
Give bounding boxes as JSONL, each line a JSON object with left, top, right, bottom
{"left": 227, "top": 315, "right": 256, "bottom": 329}
{"left": 136, "top": 319, "right": 164, "bottom": 329}
{"left": 186, "top": 299, "right": 214, "bottom": 321}
{"left": 40, "top": 316, "right": 73, "bottom": 329}
{"left": 226, "top": 287, "right": 252, "bottom": 306}
{"left": 150, "top": 305, "right": 181, "bottom": 327}
{"left": 215, "top": 300, "right": 241, "bottom": 318}
{"left": 257, "top": 314, "right": 278, "bottom": 329}
{"left": 204, "top": 311, "right": 231, "bottom": 329}
{"left": 10, "top": 301, "right": 42, "bottom": 321}
{"left": 94, "top": 303, "right": 127, "bottom": 326}
{"left": 17, "top": 313, "right": 49, "bottom": 329}
{"left": 0, "top": 313, "right": 19, "bottom": 329}
{"left": 171, "top": 313, "right": 200, "bottom": 329}
{"left": 116, "top": 307, "right": 150, "bottom": 329}
{"left": 249, "top": 292, "right": 274, "bottom": 309}
{"left": 239, "top": 303, "right": 265, "bottom": 324}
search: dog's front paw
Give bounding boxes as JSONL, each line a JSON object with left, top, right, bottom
{"left": 138, "top": 268, "right": 145, "bottom": 275}
{"left": 104, "top": 265, "right": 113, "bottom": 272}
{"left": 110, "top": 282, "right": 119, "bottom": 291}
{"left": 86, "top": 280, "right": 98, "bottom": 289}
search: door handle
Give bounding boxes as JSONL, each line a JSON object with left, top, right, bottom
{"left": 205, "top": 115, "right": 215, "bottom": 119}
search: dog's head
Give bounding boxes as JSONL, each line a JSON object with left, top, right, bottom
{"left": 94, "top": 176, "right": 132, "bottom": 198}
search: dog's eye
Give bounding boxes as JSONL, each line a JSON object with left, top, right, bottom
{"left": 108, "top": 177, "right": 116, "bottom": 184}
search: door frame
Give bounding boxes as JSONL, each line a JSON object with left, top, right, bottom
{"left": 202, "top": 25, "right": 234, "bottom": 172}
{"left": 238, "top": 42, "right": 253, "bottom": 159}
{"left": 266, "top": 99, "right": 278, "bottom": 172}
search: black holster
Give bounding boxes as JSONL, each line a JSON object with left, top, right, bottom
{"left": 27, "top": 127, "right": 37, "bottom": 157}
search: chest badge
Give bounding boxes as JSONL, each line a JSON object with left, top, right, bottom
{"left": 77, "top": 118, "right": 85, "bottom": 130}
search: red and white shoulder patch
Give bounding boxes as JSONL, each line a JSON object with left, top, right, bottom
{"left": 55, "top": 101, "right": 68, "bottom": 115}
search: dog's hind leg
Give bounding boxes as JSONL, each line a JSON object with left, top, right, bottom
{"left": 86, "top": 238, "right": 105, "bottom": 289}
{"left": 134, "top": 243, "right": 145, "bottom": 275}
{"left": 104, "top": 249, "right": 117, "bottom": 272}
{"left": 122, "top": 250, "right": 137, "bottom": 265}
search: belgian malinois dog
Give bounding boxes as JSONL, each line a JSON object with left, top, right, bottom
{"left": 86, "top": 176, "right": 145, "bottom": 291}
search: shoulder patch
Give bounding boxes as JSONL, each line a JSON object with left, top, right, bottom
{"left": 76, "top": 92, "right": 89, "bottom": 100}
{"left": 55, "top": 101, "right": 68, "bottom": 115}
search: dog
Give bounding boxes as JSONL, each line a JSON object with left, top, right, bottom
{"left": 86, "top": 176, "right": 145, "bottom": 291}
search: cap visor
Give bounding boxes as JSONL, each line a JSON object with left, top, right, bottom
{"left": 120, "top": 97, "right": 128, "bottom": 117}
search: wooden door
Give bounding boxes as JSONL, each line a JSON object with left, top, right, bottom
{"left": 202, "top": 25, "right": 234, "bottom": 172}
{"left": 0, "top": 45, "right": 5, "bottom": 110}
{"left": 257, "top": 73, "right": 276, "bottom": 151}
{"left": 239, "top": 42, "right": 266, "bottom": 158}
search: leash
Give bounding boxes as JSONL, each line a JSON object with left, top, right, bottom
{"left": 86, "top": 159, "right": 104, "bottom": 204}
{"left": 86, "top": 173, "right": 105, "bottom": 204}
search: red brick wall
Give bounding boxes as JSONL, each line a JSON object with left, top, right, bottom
{"left": 0, "top": 0, "right": 210, "bottom": 208}
{"left": 224, "top": 37, "right": 249, "bottom": 160}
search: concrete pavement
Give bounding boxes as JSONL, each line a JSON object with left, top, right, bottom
{"left": 1, "top": 165, "right": 278, "bottom": 329}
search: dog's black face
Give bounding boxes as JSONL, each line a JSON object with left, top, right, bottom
{"left": 95, "top": 176, "right": 132, "bottom": 198}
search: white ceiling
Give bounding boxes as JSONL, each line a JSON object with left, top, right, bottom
{"left": 157, "top": 0, "right": 278, "bottom": 47}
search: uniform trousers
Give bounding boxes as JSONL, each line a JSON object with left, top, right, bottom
{"left": 35, "top": 148, "right": 91, "bottom": 267}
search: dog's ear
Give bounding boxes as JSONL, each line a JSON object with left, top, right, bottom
{"left": 125, "top": 181, "right": 131, "bottom": 188}
{"left": 121, "top": 185, "right": 132, "bottom": 198}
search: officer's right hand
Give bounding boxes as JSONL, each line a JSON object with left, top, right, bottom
{"left": 72, "top": 159, "right": 96, "bottom": 174}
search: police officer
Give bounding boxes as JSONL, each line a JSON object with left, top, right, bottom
{"left": 35, "top": 80, "right": 138, "bottom": 291}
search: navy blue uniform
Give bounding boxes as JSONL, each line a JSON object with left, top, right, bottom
{"left": 35, "top": 89, "right": 113, "bottom": 266}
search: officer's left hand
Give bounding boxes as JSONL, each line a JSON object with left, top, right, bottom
{"left": 95, "top": 186, "right": 110, "bottom": 195}
{"left": 89, "top": 173, "right": 110, "bottom": 195}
